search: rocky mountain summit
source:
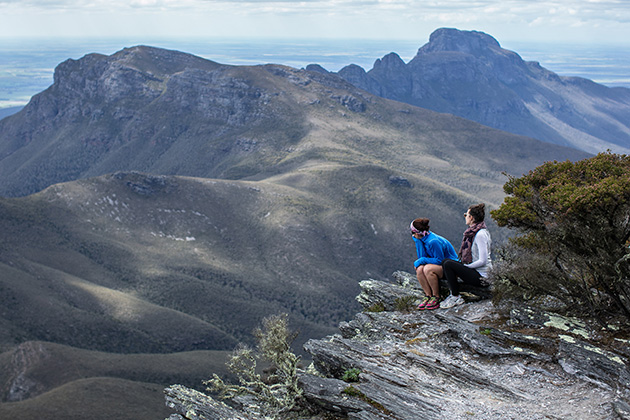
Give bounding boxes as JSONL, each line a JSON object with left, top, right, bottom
{"left": 330, "top": 28, "right": 630, "bottom": 154}
{"left": 165, "top": 271, "right": 630, "bottom": 419}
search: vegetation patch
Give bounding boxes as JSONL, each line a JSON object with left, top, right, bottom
{"left": 342, "top": 386, "right": 392, "bottom": 415}
{"left": 205, "top": 313, "right": 302, "bottom": 418}
{"left": 366, "top": 302, "right": 386, "bottom": 313}
{"left": 341, "top": 367, "right": 361, "bottom": 383}
{"left": 491, "top": 152, "right": 630, "bottom": 323}
{"left": 394, "top": 295, "right": 417, "bottom": 312}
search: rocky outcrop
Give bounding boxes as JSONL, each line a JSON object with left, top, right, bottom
{"left": 164, "top": 385, "right": 256, "bottom": 420}
{"left": 2, "top": 342, "right": 50, "bottom": 402}
{"left": 335, "top": 27, "right": 630, "bottom": 154}
{"left": 164, "top": 271, "right": 630, "bottom": 419}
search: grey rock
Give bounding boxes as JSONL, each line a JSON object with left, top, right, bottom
{"left": 355, "top": 279, "right": 424, "bottom": 311}
{"left": 165, "top": 273, "right": 630, "bottom": 420}
{"left": 557, "top": 336, "right": 630, "bottom": 393}
{"left": 337, "top": 64, "right": 382, "bottom": 96}
{"left": 388, "top": 176, "right": 413, "bottom": 188}
{"left": 508, "top": 305, "right": 600, "bottom": 340}
{"left": 297, "top": 375, "right": 374, "bottom": 414}
{"left": 612, "top": 399, "right": 630, "bottom": 419}
{"left": 164, "top": 385, "right": 261, "bottom": 420}
{"left": 369, "top": 53, "right": 411, "bottom": 101}
{"left": 434, "top": 313, "right": 554, "bottom": 361}
{"left": 330, "top": 94, "right": 366, "bottom": 112}
{"left": 305, "top": 64, "right": 329, "bottom": 74}
{"left": 391, "top": 270, "right": 418, "bottom": 288}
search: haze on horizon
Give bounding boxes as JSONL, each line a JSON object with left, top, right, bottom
{"left": 1, "top": 0, "right": 630, "bottom": 46}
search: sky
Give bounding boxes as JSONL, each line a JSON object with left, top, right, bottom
{"left": 1, "top": 0, "right": 630, "bottom": 45}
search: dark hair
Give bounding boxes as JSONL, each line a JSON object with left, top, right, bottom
{"left": 468, "top": 203, "right": 486, "bottom": 223}
{"left": 412, "top": 218, "right": 430, "bottom": 232}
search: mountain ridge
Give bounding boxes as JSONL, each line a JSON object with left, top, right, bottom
{"left": 330, "top": 27, "right": 630, "bottom": 154}
{"left": 0, "top": 42, "right": 588, "bottom": 198}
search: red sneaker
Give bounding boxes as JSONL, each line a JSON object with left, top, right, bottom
{"left": 424, "top": 297, "right": 440, "bottom": 310}
{"left": 417, "top": 296, "right": 430, "bottom": 310}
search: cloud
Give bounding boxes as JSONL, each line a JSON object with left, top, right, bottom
{"left": 1, "top": 0, "right": 630, "bottom": 42}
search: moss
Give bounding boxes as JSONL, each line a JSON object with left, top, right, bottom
{"left": 342, "top": 386, "right": 392, "bottom": 415}
{"left": 342, "top": 385, "right": 362, "bottom": 398}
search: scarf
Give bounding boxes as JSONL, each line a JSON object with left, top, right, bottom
{"left": 459, "top": 221, "right": 486, "bottom": 264}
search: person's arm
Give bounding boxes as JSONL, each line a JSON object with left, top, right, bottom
{"left": 413, "top": 236, "right": 426, "bottom": 267}
{"left": 416, "top": 237, "right": 445, "bottom": 266}
{"left": 465, "top": 230, "right": 489, "bottom": 269}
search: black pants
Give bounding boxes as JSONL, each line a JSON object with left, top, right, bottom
{"left": 442, "top": 258, "right": 482, "bottom": 296}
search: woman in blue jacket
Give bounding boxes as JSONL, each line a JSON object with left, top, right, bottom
{"left": 410, "top": 217, "right": 459, "bottom": 310}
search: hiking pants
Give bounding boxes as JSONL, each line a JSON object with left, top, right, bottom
{"left": 442, "top": 258, "right": 482, "bottom": 296}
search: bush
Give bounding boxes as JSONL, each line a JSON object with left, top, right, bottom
{"left": 490, "top": 242, "right": 572, "bottom": 308}
{"left": 491, "top": 152, "right": 630, "bottom": 320}
{"left": 204, "top": 313, "right": 302, "bottom": 417}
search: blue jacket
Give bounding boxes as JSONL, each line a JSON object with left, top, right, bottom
{"left": 413, "top": 232, "right": 459, "bottom": 268}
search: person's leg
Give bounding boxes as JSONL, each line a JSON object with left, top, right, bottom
{"left": 416, "top": 265, "right": 431, "bottom": 296}
{"left": 416, "top": 265, "right": 433, "bottom": 309}
{"left": 443, "top": 259, "right": 462, "bottom": 295}
{"left": 423, "top": 264, "right": 443, "bottom": 297}
{"left": 457, "top": 265, "right": 483, "bottom": 288}
{"left": 442, "top": 259, "right": 482, "bottom": 296}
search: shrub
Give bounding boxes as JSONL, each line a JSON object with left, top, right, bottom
{"left": 491, "top": 152, "right": 630, "bottom": 320}
{"left": 341, "top": 367, "right": 361, "bottom": 383}
{"left": 366, "top": 302, "right": 386, "bottom": 313}
{"left": 490, "top": 242, "right": 569, "bottom": 304}
{"left": 204, "top": 313, "right": 302, "bottom": 417}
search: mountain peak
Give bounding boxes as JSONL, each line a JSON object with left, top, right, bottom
{"left": 333, "top": 27, "right": 630, "bottom": 154}
{"left": 53, "top": 45, "right": 220, "bottom": 86}
{"left": 418, "top": 27, "right": 502, "bottom": 56}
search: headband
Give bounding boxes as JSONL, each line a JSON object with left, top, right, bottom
{"left": 410, "top": 221, "right": 429, "bottom": 237}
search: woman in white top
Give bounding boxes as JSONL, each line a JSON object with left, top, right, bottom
{"left": 441, "top": 203, "right": 492, "bottom": 308}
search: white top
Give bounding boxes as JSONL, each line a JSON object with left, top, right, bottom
{"left": 465, "top": 228, "right": 492, "bottom": 277}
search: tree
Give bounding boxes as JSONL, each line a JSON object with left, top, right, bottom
{"left": 491, "top": 152, "right": 630, "bottom": 319}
